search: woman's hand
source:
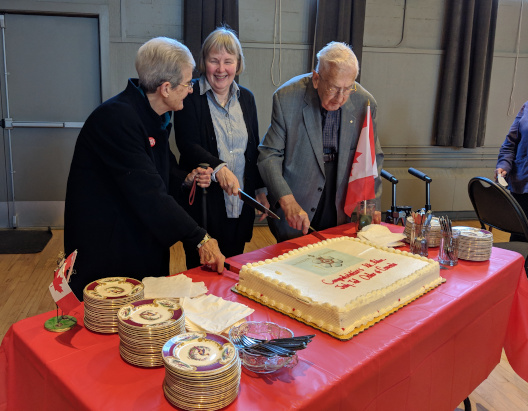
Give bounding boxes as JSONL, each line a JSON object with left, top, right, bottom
{"left": 184, "top": 167, "right": 213, "bottom": 188}
{"left": 198, "top": 237, "right": 225, "bottom": 273}
{"left": 215, "top": 167, "right": 240, "bottom": 196}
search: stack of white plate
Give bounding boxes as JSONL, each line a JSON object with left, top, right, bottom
{"left": 162, "top": 332, "right": 241, "bottom": 411}
{"left": 83, "top": 277, "right": 144, "bottom": 333}
{"left": 454, "top": 226, "right": 494, "bottom": 261}
{"left": 404, "top": 216, "right": 442, "bottom": 247}
{"left": 117, "top": 298, "right": 186, "bottom": 367}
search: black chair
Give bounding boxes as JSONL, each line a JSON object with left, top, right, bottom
{"left": 468, "top": 176, "right": 528, "bottom": 272}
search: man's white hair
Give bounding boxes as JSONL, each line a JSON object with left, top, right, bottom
{"left": 316, "top": 41, "right": 359, "bottom": 79}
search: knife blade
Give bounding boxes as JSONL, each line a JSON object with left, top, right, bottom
{"left": 308, "top": 225, "right": 326, "bottom": 241}
{"left": 238, "top": 189, "right": 280, "bottom": 219}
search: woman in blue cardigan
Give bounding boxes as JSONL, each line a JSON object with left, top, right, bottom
{"left": 496, "top": 100, "right": 528, "bottom": 241}
{"left": 174, "top": 27, "right": 268, "bottom": 269}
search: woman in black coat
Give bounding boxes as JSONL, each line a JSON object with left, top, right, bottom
{"left": 65, "top": 37, "right": 225, "bottom": 300}
{"left": 174, "top": 27, "right": 268, "bottom": 269}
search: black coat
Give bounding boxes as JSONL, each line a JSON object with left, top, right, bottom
{"left": 173, "top": 81, "right": 264, "bottom": 247}
{"left": 65, "top": 79, "right": 205, "bottom": 299}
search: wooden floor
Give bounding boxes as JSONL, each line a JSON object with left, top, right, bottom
{"left": 1, "top": 222, "right": 527, "bottom": 410}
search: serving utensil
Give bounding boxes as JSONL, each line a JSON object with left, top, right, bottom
{"left": 238, "top": 189, "right": 280, "bottom": 219}
{"left": 230, "top": 333, "right": 315, "bottom": 357}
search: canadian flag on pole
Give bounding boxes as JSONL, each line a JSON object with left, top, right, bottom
{"left": 48, "top": 250, "right": 81, "bottom": 313}
{"left": 344, "top": 102, "right": 378, "bottom": 217}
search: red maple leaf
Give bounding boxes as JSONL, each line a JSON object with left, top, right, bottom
{"left": 353, "top": 150, "right": 363, "bottom": 164}
{"left": 52, "top": 268, "right": 64, "bottom": 293}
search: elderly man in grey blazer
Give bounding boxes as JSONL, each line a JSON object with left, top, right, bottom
{"left": 258, "top": 42, "right": 384, "bottom": 242}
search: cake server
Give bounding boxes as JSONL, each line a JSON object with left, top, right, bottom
{"left": 238, "top": 189, "right": 280, "bottom": 219}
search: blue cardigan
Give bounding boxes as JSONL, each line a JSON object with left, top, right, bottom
{"left": 497, "top": 101, "right": 528, "bottom": 194}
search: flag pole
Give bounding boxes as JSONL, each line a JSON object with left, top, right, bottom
{"left": 363, "top": 100, "right": 370, "bottom": 219}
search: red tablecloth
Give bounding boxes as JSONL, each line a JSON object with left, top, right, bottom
{"left": 1, "top": 223, "right": 528, "bottom": 411}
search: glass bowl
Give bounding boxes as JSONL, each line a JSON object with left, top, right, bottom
{"left": 229, "top": 321, "right": 298, "bottom": 373}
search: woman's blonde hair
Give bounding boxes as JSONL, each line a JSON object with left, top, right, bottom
{"left": 198, "top": 26, "right": 244, "bottom": 76}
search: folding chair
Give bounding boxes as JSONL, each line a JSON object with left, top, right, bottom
{"left": 468, "top": 176, "right": 528, "bottom": 273}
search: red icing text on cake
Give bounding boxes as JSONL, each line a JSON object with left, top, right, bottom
{"left": 321, "top": 259, "right": 398, "bottom": 289}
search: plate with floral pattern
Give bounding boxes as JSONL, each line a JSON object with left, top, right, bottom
{"left": 84, "top": 277, "right": 143, "bottom": 300}
{"left": 118, "top": 298, "right": 182, "bottom": 328}
{"left": 162, "top": 332, "right": 236, "bottom": 373}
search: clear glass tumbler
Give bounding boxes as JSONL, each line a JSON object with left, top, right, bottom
{"left": 438, "top": 229, "right": 459, "bottom": 266}
{"left": 410, "top": 222, "right": 430, "bottom": 257}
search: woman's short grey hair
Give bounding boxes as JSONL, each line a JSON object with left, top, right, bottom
{"left": 198, "top": 26, "right": 245, "bottom": 76}
{"left": 135, "top": 37, "right": 195, "bottom": 93}
{"left": 315, "top": 42, "right": 359, "bottom": 79}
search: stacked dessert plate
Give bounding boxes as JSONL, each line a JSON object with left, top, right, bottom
{"left": 454, "top": 226, "right": 494, "bottom": 261}
{"left": 83, "top": 277, "right": 144, "bottom": 333}
{"left": 117, "top": 298, "right": 186, "bottom": 367}
{"left": 404, "top": 216, "right": 442, "bottom": 247}
{"left": 162, "top": 332, "right": 241, "bottom": 411}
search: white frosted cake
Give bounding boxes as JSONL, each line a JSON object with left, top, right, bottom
{"left": 236, "top": 236, "right": 443, "bottom": 338}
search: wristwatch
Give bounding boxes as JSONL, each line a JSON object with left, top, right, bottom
{"left": 197, "top": 233, "right": 212, "bottom": 249}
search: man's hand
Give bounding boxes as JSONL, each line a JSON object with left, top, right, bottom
{"left": 198, "top": 237, "right": 225, "bottom": 273}
{"left": 279, "top": 194, "right": 310, "bottom": 235}
{"left": 184, "top": 167, "right": 213, "bottom": 188}
{"left": 256, "top": 192, "right": 271, "bottom": 221}
{"left": 215, "top": 167, "right": 240, "bottom": 196}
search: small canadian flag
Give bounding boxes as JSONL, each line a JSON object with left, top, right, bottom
{"left": 48, "top": 250, "right": 81, "bottom": 313}
{"left": 344, "top": 101, "right": 378, "bottom": 217}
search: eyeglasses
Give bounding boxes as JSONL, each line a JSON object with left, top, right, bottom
{"left": 178, "top": 82, "right": 193, "bottom": 91}
{"left": 160, "top": 78, "right": 193, "bottom": 91}
{"left": 318, "top": 74, "right": 357, "bottom": 97}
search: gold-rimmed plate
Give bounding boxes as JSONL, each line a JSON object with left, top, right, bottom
{"left": 162, "top": 332, "right": 237, "bottom": 374}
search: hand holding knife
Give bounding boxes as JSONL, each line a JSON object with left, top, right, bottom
{"left": 237, "top": 190, "right": 326, "bottom": 240}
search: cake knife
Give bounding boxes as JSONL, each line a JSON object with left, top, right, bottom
{"left": 308, "top": 226, "right": 326, "bottom": 241}
{"left": 238, "top": 189, "right": 280, "bottom": 219}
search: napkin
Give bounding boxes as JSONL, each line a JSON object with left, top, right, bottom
{"left": 358, "top": 224, "right": 406, "bottom": 248}
{"left": 181, "top": 294, "right": 254, "bottom": 334}
{"left": 141, "top": 274, "right": 208, "bottom": 299}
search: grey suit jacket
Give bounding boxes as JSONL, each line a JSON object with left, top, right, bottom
{"left": 258, "top": 73, "right": 384, "bottom": 241}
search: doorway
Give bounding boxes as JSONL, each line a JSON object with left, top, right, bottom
{"left": 0, "top": 13, "right": 101, "bottom": 228}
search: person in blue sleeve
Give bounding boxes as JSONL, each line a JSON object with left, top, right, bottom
{"left": 496, "top": 101, "right": 528, "bottom": 241}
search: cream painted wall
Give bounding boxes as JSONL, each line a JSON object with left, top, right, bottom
{"left": 1, "top": 0, "right": 526, "bottom": 220}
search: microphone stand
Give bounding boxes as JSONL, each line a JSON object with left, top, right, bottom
{"left": 381, "top": 169, "right": 412, "bottom": 225}
{"left": 408, "top": 167, "right": 432, "bottom": 212}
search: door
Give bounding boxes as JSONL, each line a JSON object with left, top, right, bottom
{"left": 0, "top": 13, "right": 101, "bottom": 228}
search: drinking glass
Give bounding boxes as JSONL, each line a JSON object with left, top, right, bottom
{"left": 410, "top": 222, "right": 430, "bottom": 257}
{"left": 438, "top": 228, "right": 459, "bottom": 266}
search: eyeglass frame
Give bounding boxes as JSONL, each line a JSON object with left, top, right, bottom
{"left": 316, "top": 73, "right": 357, "bottom": 97}
{"left": 178, "top": 81, "right": 193, "bottom": 91}
{"left": 160, "top": 78, "right": 193, "bottom": 91}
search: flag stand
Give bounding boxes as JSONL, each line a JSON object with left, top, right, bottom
{"left": 44, "top": 305, "right": 77, "bottom": 332}
{"left": 46, "top": 250, "right": 80, "bottom": 332}
{"left": 357, "top": 200, "right": 374, "bottom": 230}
